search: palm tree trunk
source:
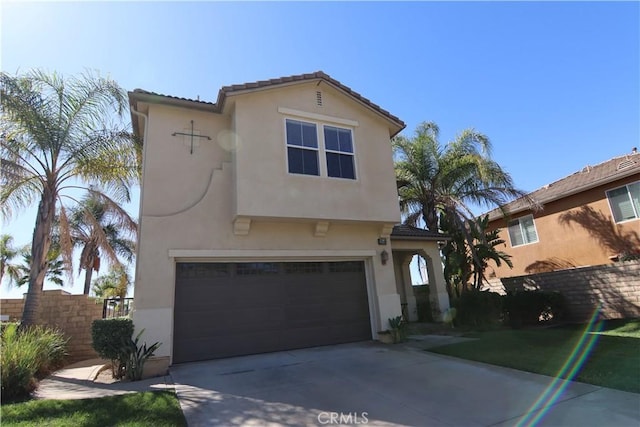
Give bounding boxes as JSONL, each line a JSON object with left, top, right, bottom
{"left": 83, "top": 262, "right": 93, "bottom": 295}
{"left": 423, "top": 205, "right": 439, "bottom": 231}
{"left": 21, "top": 188, "right": 56, "bottom": 327}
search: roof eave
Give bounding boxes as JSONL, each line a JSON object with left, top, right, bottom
{"left": 488, "top": 166, "right": 640, "bottom": 221}
{"left": 390, "top": 235, "right": 451, "bottom": 242}
{"left": 129, "top": 91, "right": 220, "bottom": 113}
{"left": 218, "top": 74, "right": 406, "bottom": 135}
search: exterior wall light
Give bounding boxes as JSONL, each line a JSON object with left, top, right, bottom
{"left": 380, "top": 250, "right": 389, "bottom": 265}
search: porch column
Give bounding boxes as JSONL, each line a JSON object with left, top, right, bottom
{"left": 424, "top": 247, "right": 450, "bottom": 321}
{"left": 400, "top": 255, "right": 418, "bottom": 321}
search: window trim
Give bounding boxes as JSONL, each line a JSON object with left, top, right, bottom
{"left": 323, "top": 125, "right": 356, "bottom": 180}
{"left": 283, "top": 116, "right": 358, "bottom": 181}
{"left": 285, "top": 118, "right": 320, "bottom": 177}
{"left": 507, "top": 214, "right": 539, "bottom": 247}
{"left": 606, "top": 180, "right": 640, "bottom": 223}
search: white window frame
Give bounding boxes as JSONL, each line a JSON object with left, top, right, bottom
{"left": 284, "top": 118, "right": 320, "bottom": 177}
{"left": 606, "top": 181, "right": 640, "bottom": 223}
{"left": 323, "top": 125, "right": 356, "bottom": 180}
{"left": 507, "top": 214, "right": 539, "bottom": 247}
{"left": 283, "top": 116, "right": 358, "bottom": 181}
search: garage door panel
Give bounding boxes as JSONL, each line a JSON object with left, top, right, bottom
{"left": 174, "top": 261, "right": 371, "bottom": 363}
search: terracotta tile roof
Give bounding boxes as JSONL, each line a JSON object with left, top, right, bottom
{"left": 130, "top": 89, "right": 218, "bottom": 110}
{"left": 487, "top": 151, "right": 640, "bottom": 220}
{"left": 391, "top": 224, "right": 450, "bottom": 241}
{"left": 217, "top": 71, "right": 405, "bottom": 128}
{"left": 129, "top": 71, "right": 405, "bottom": 135}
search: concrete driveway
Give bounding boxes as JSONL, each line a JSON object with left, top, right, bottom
{"left": 170, "top": 341, "right": 639, "bottom": 427}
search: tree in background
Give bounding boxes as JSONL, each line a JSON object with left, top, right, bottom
{"left": 394, "top": 121, "right": 529, "bottom": 232}
{"left": 1, "top": 70, "right": 140, "bottom": 326}
{"left": 394, "top": 122, "right": 527, "bottom": 296}
{"left": 469, "top": 215, "right": 512, "bottom": 291}
{"left": 0, "top": 234, "right": 21, "bottom": 286}
{"left": 69, "top": 192, "right": 136, "bottom": 295}
{"left": 91, "top": 266, "right": 131, "bottom": 300}
{"left": 441, "top": 215, "right": 512, "bottom": 298}
{"left": 13, "top": 245, "right": 66, "bottom": 288}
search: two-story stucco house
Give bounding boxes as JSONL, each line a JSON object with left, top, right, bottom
{"left": 486, "top": 150, "right": 639, "bottom": 279}
{"left": 128, "top": 72, "right": 449, "bottom": 372}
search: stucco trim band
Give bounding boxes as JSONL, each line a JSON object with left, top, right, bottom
{"left": 168, "top": 249, "right": 377, "bottom": 260}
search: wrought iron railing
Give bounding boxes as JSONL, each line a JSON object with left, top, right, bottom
{"left": 102, "top": 297, "right": 134, "bottom": 319}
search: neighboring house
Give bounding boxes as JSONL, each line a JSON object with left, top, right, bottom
{"left": 128, "top": 71, "right": 449, "bottom": 372}
{"left": 486, "top": 150, "right": 640, "bottom": 279}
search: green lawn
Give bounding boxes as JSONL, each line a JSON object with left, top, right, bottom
{"left": 0, "top": 391, "right": 187, "bottom": 427}
{"left": 427, "top": 319, "right": 640, "bottom": 393}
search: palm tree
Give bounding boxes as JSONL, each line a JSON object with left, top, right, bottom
{"left": 1, "top": 70, "right": 139, "bottom": 326}
{"left": 441, "top": 215, "right": 513, "bottom": 297}
{"left": 0, "top": 234, "right": 21, "bottom": 285}
{"left": 468, "top": 215, "right": 513, "bottom": 291}
{"left": 91, "top": 266, "right": 130, "bottom": 300}
{"left": 13, "top": 245, "right": 66, "bottom": 288}
{"left": 394, "top": 121, "right": 531, "bottom": 232}
{"left": 69, "top": 192, "right": 136, "bottom": 295}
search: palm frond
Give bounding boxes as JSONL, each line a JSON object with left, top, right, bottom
{"left": 57, "top": 204, "right": 74, "bottom": 280}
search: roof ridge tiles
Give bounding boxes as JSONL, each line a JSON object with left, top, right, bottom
{"left": 131, "top": 71, "right": 406, "bottom": 130}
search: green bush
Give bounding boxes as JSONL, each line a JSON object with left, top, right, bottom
{"left": 388, "top": 316, "right": 407, "bottom": 343}
{"left": 120, "top": 329, "right": 162, "bottom": 381}
{"left": 1, "top": 324, "right": 68, "bottom": 401}
{"left": 451, "top": 291, "right": 503, "bottom": 328}
{"left": 503, "top": 290, "right": 566, "bottom": 328}
{"left": 92, "top": 318, "right": 134, "bottom": 378}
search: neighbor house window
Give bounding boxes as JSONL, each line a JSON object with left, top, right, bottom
{"left": 508, "top": 214, "right": 538, "bottom": 247}
{"left": 607, "top": 181, "right": 640, "bottom": 223}
{"left": 324, "top": 125, "right": 355, "bottom": 180}
{"left": 286, "top": 119, "right": 319, "bottom": 176}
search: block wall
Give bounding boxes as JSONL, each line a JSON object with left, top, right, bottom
{"left": 498, "top": 261, "right": 640, "bottom": 321}
{"left": 1, "top": 290, "right": 105, "bottom": 363}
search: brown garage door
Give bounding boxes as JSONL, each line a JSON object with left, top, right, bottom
{"left": 173, "top": 261, "right": 371, "bottom": 363}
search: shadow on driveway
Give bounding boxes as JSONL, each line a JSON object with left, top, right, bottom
{"left": 170, "top": 341, "right": 639, "bottom": 427}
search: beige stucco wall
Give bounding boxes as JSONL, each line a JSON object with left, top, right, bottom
{"left": 390, "top": 240, "right": 450, "bottom": 321}
{"left": 132, "top": 84, "right": 404, "bottom": 365}
{"left": 488, "top": 175, "right": 640, "bottom": 278}
{"left": 231, "top": 82, "right": 401, "bottom": 222}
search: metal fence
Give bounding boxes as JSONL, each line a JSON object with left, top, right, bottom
{"left": 102, "top": 297, "right": 134, "bottom": 319}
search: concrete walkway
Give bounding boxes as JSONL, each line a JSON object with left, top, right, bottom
{"left": 35, "top": 358, "right": 174, "bottom": 400}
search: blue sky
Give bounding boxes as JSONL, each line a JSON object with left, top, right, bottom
{"left": 1, "top": 1, "right": 639, "bottom": 296}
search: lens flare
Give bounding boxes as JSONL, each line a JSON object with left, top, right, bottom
{"left": 515, "top": 306, "right": 603, "bottom": 427}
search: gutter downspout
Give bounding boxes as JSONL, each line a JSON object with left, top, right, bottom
{"left": 129, "top": 105, "right": 148, "bottom": 306}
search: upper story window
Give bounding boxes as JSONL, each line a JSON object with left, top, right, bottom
{"left": 607, "top": 181, "right": 640, "bottom": 223}
{"left": 286, "top": 119, "right": 319, "bottom": 176}
{"left": 324, "top": 126, "right": 355, "bottom": 179}
{"left": 284, "top": 116, "right": 357, "bottom": 180}
{"left": 508, "top": 214, "right": 538, "bottom": 247}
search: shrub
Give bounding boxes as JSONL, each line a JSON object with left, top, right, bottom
{"left": 92, "top": 318, "right": 134, "bottom": 378}
{"left": 451, "top": 291, "right": 503, "bottom": 328}
{"left": 503, "top": 290, "right": 566, "bottom": 328}
{"left": 1, "top": 324, "right": 68, "bottom": 401}
{"left": 388, "top": 316, "right": 407, "bottom": 343}
{"left": 120, "top": 329, "right": 162, "bottom": 381}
